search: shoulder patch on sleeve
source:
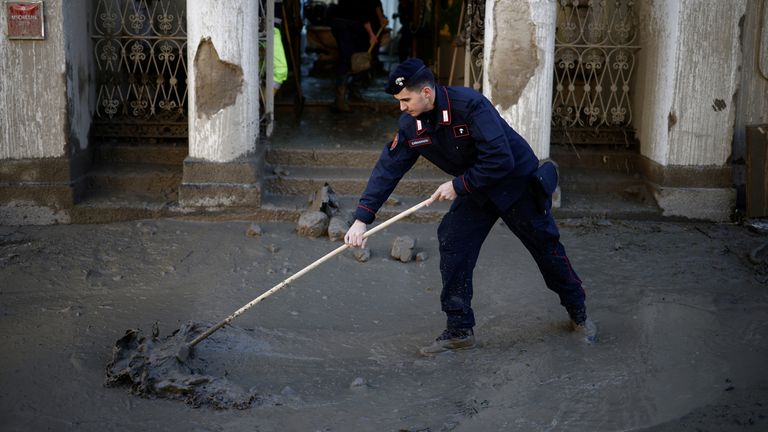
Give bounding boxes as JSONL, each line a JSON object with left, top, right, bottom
{"left": 390, "top": 131, "right": 399, "bottom": 151}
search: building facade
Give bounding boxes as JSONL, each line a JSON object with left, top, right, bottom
{"left": 1, "top": 0, "right": 766, "bottom": 224}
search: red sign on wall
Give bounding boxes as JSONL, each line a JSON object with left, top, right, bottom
{"left": 6, "top": 1, "right": 45, "bottom": 39}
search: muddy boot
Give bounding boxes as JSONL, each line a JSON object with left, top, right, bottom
{"left": 334, "top": 84, "right": 350, "bottom": 113}
{"left": 567, "top": 305, "right": 597, "bottom": 343}
{"left": 419, "top": 328, "right": 475, "bottom": 356}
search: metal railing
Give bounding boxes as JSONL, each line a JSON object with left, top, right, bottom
{"left": 91, "top": 0, "right": 188, "bottom": 140}
{"left": 551, "top": 0, "right": 640, "bottom": 145}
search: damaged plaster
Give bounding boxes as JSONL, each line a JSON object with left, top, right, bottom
{"left": 487, "top": 0, "right": 539, "bottom": 110}
{"left": 194, "top": 38, "right": 244, "bottom": 119}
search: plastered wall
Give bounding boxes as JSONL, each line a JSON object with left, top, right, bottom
{"left": 187, "top": 0, "right": 259, "bottom": 162}
{"left": 634, "top": 0, "right": 747, "bottom": 167}
{"left": 484, "top": 0, "right": 556, "bottom": 160}
{"left": 0, "top": 0, "right": 68, "bottom": 160}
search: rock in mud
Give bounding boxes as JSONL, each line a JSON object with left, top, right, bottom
{"left": 297, "top": 211, "right": 329, "bottom": 238}
{"left": 104, "top": 322, "right": 267, "bottom": 409}
{"left": 415, "top": 251, "right": 429, "bottom": 262}
{"left": 350, "top": 377, "right": 368, "bottom": 389}
{"left": 327, "top": 216, "right": 349, "bottom": 242}
{"left": 391, "top": 236, "right": 416, "bottom": 263}
{"left": 307, "top": 184, "right": 341, "bottom": 217}
{"left": 246, "top": 223, "right": 263, "bottom": 237}
{"left": 352, "top": 247, "right": 371, "bottom": 262}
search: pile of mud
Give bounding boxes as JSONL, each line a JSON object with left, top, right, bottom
{"left": 105, "top": 322, "right": 267, "bottom": 409}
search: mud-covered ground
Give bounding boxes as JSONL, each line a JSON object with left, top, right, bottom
{"left": 1, "top": 217, "right": 767, "bottom": 431}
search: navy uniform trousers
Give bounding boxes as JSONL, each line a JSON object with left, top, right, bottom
{"left": 438, "top": 188, "right": 585, "bottom": 329}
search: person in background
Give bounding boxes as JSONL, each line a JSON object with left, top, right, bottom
{"left": 330, "top": 0, "right": 380, "bottom": 112}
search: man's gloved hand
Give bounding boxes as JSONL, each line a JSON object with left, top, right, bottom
{"left": 344, "top": 219, "right": 368, "bottom": 248}
{"left": 431, "top": 181, "right": 457, "bottom": 202}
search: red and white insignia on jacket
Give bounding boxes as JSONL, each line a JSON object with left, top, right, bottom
{"left": 390, "top": 131, "right": 399, "bottom": 150}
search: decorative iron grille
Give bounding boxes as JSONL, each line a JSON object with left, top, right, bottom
{"left": 552, "top": 0, "right": 640, "bottom": 145}
{"left": 91, "top": 0, "right": 187, "bottom": 140}
{"left": 461, "top": 0, "right": 485, "bottom": 91}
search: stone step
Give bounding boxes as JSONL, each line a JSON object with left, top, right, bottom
{"left": 559, "top": 168, "right": 648, "bottom": 194}
{"left": 257, "top": 189, "right": 663, "bottom": 224}
{"left": 257, "top": 194, "right": 452, "bottom": 223}
{"left": 71, "top": 190, "right": 176, "bottom": 224}
{"left": 95, "top": 143, "right": 188, "bottom": 166}
{"left": 265, "top": 147, "right": 440, "bottom": 171}
{"left": 551, "top": 146, "right": 640, "bottom": 172}
{"left": 85, "top": 163, "right": 182, "bottom": 197}
{"left": 263, "top": 166, "right": 451, "bottom": 197}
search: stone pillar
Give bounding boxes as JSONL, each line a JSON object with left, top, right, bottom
{"left": 483, "top": 0, "right": 556, "bottom": 160}
{"left": 180, "top": 0, "right": 263, "bottom": 208}
{"left": 632, "top": 0, "right": 746, "bottom": 221}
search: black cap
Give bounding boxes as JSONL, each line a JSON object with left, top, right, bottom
{"left": 385, "top": 58, "right": 432, "bottom": 95}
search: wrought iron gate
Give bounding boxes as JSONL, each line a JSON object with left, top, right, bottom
{"left": 461, "top": 0, "right": 485, "bottom": 91}
{"left": 552, "top": 0, "right": 640, "bottom": 145}
{"left": 92, "top": 0, "right": 188, "bottom": 140}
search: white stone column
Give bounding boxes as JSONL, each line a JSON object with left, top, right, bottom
{"left": 180, "top": 0, "right": 263, "bottom": 209}
{"left": 187, "top": 0, "right": 259, "bottom": 162}
{"left": 632, "top": 0, "right": 746, "bottom": 220}
{"left": 483, "top": 0, "right": 556, "bottom": 160}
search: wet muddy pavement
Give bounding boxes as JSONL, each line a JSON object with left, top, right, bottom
{"left": 1, "top": 218, "right": 767, "bottom": 431}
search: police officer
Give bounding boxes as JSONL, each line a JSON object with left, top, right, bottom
{"left": 344, "top": 58, "right": 597, "bottom": 355}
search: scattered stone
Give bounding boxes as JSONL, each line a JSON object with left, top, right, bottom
{"left": 349, "top": 377, "right": 368, "bottom": 389}
{"left": 352, "top": 247, "right": 371, "bottom": 262}
{"left": 749, "top": 241, "right": 768, "bottom": 264}
{"left": 265, "top": 244, "right": 280, "bottom": 254}
{"left": 307, "top": 184, "right": 341, "bottom": 217}
{"left": 273, "top": 166, "right": 290, "bottom": 176}
{"left": 246, "top": 223, "right": 263, "bottom": 237}
{"left": 327, "top": 216, "right": 349, "bottom": 242}
{"left": 297, "top": 211, "right": 330, "bottom": 238}
{"left": 391, "top": 236, "right": 416, "bottom": 263}
{"left": 415, "top": 251, "right": 429, "bottom": 262}
{"left": 385, "top": 196, "right": 402, "bottom": 206}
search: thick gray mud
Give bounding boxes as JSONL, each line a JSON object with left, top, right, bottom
{"left": 1, "top": 219, "right": 767, "bottom": 431}
{"left": 105, "top": 322, "right": 268, "bottom": 409}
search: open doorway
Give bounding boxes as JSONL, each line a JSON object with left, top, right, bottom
{"left": 273, "top": 0, "right": 468, "bottom": 122}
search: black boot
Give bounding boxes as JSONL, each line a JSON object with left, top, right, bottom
{"left": 419, "top": 328, "right": 475, "bottom": 356}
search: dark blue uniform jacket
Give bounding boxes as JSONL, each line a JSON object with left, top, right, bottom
{"left": 354, "top": 85, "right": 539, "bottom": 224}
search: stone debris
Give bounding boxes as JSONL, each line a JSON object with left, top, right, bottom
{"left": 273, "top": 166, "right": 290, "bottom": 177}
{"left": 297, "top": 211, "right": 330, "bottom": 238}
{"left": 385, "top": 196, "right": 402, "bottom": 206}
{"left": 246, "top": 223, "right": 263, "bottom": 237}
{"left": 327, "top": 216, "right": 349, "bottom": 242}
{"left": 749, "top": 241, "right": 768, "bottom": 264}
{"left": 415, "top": 251, "right": 429, "bottom": 262}
{"left": 307, "top": 184, "right": 341, "bottom": 217}
{"left": 352, "top": 247, "right": 371, "bottom": 263}
{"left": 391, "top": 236, "right": 416, "bottom": 263}
{"left": 265, "top": 244, "right": 280, "bottom": 254}
{"left": 349, "top": 377, "right": 368, "bottom": 389}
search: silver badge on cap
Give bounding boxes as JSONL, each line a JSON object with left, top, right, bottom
{"left": 395, "top": 77, "right": 405, "bottom": 86}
